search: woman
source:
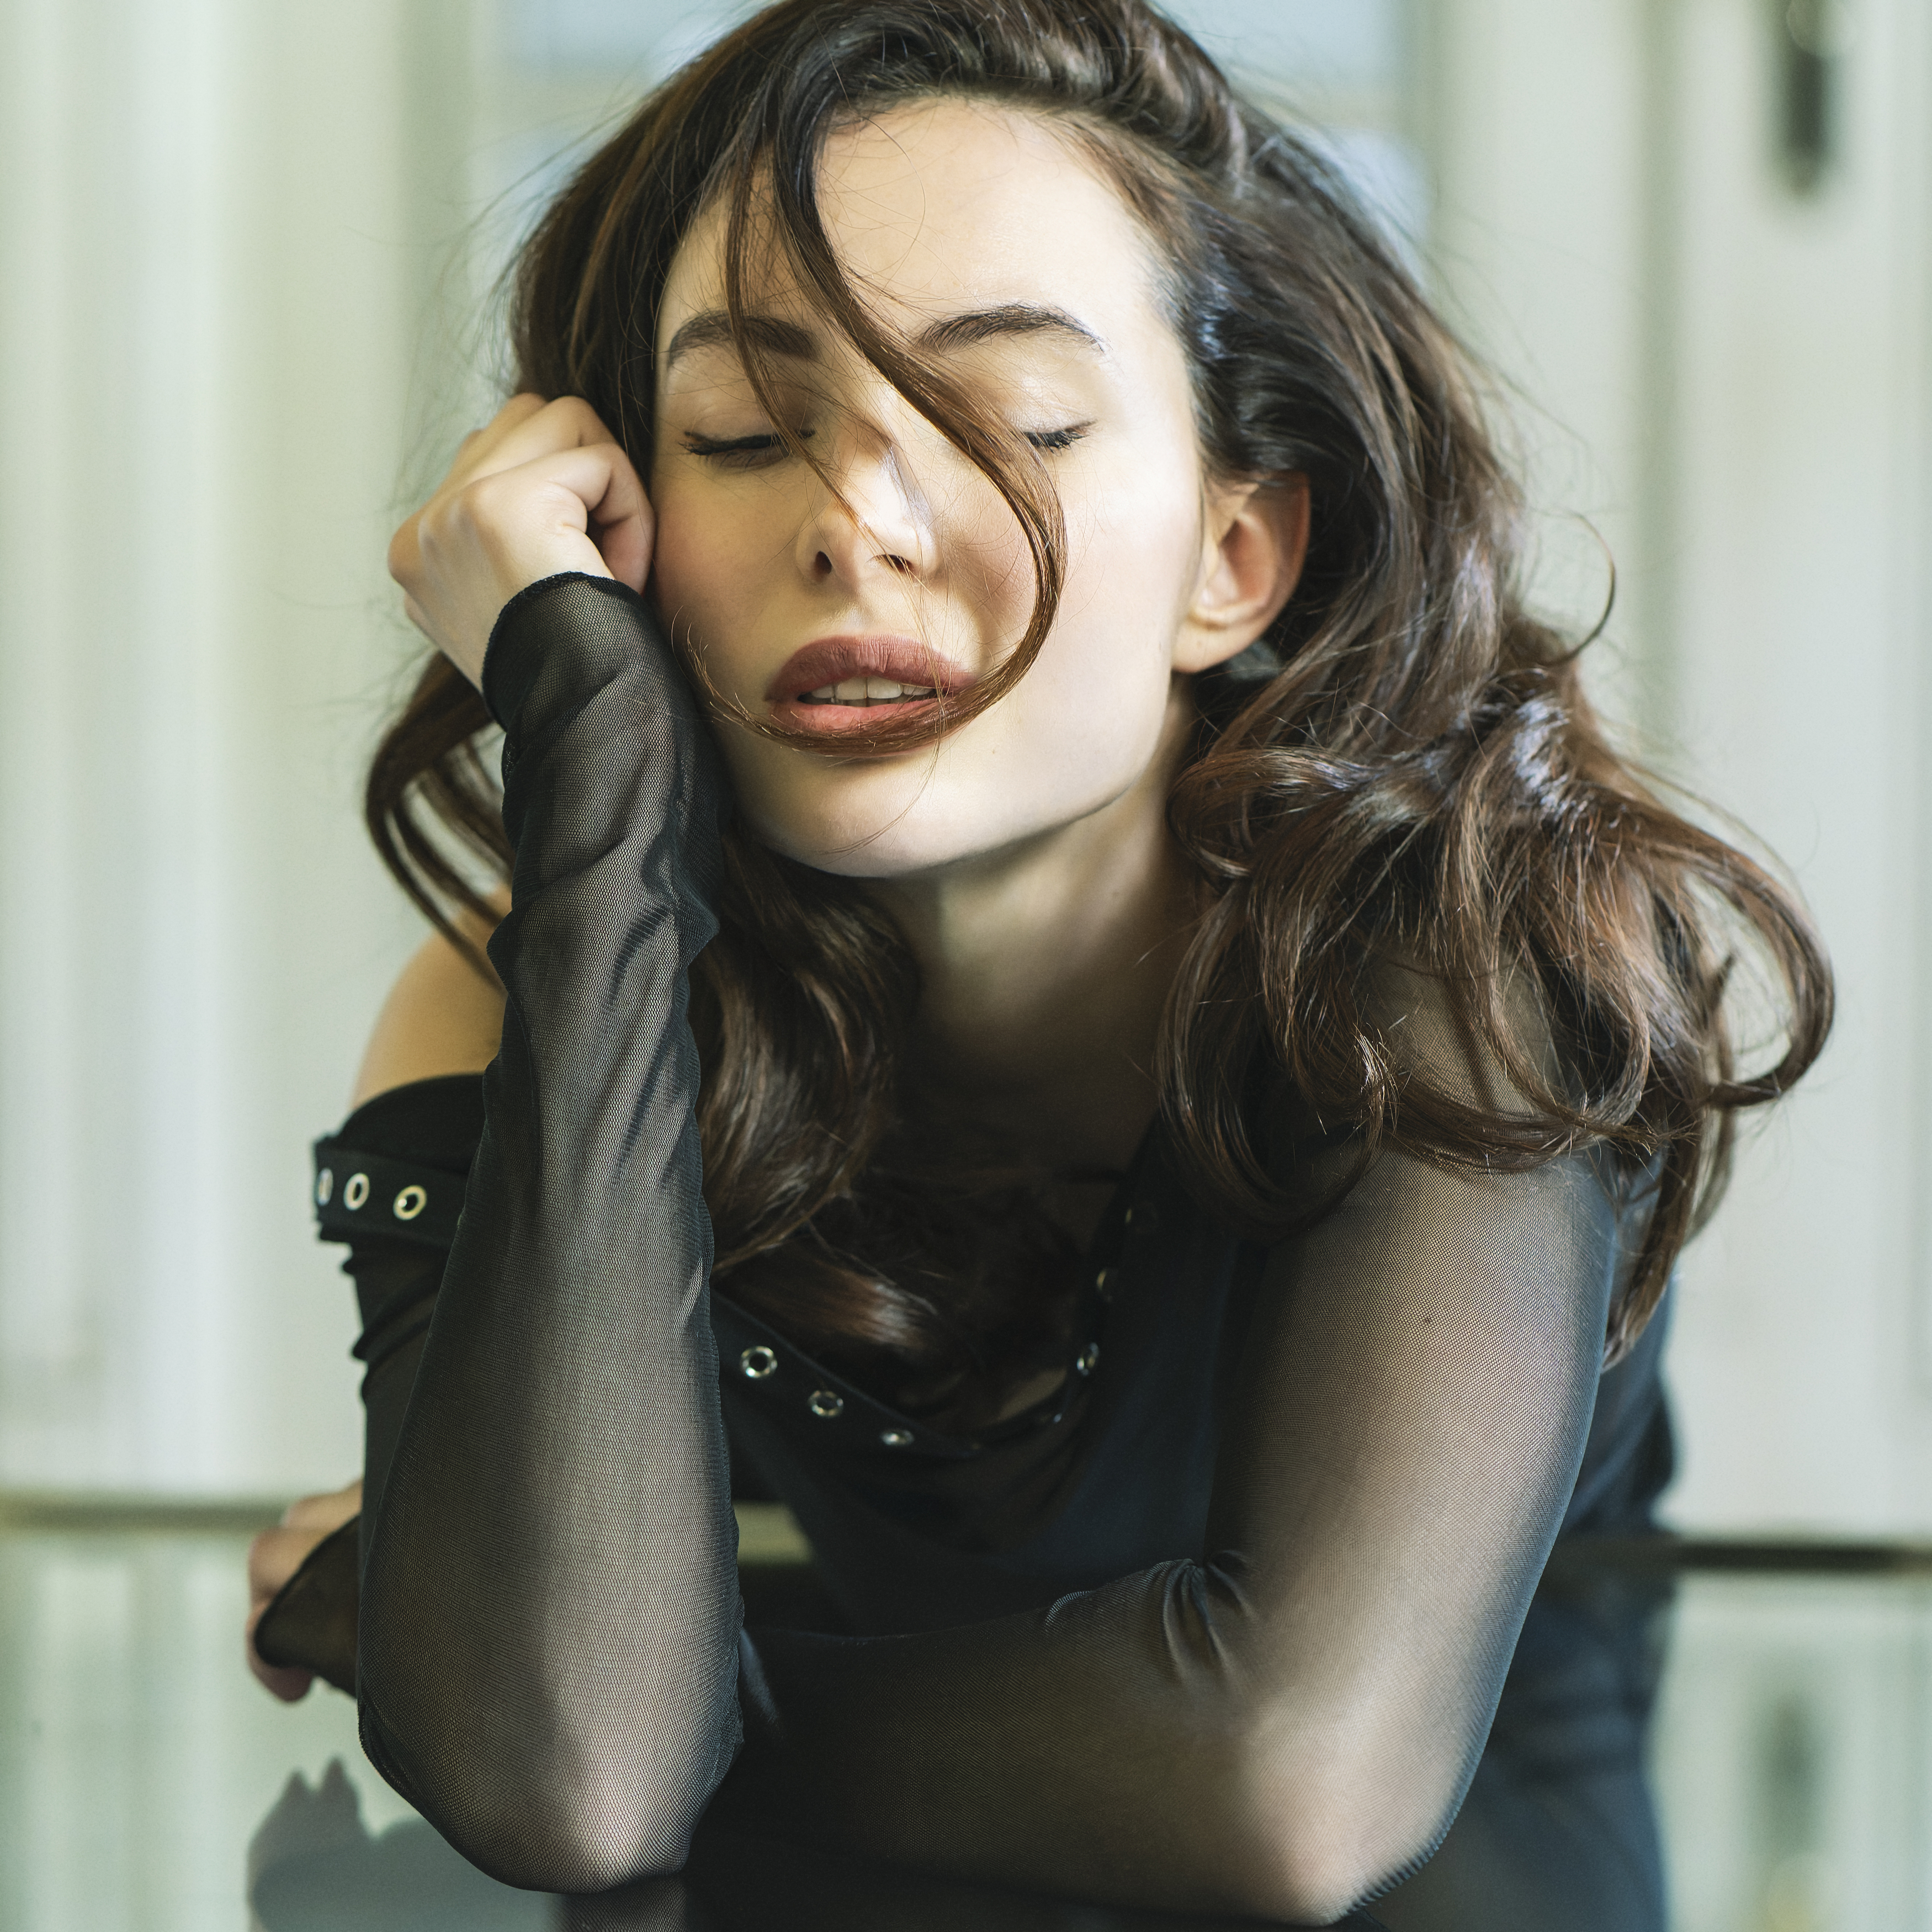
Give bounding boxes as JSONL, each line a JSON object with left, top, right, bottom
{"left": 246, "top": 2, "right": 1830, "bottom": 1924}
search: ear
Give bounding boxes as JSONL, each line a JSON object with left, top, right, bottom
{"left": 1171, "top": 474, "right": 1310, "bottom": 675}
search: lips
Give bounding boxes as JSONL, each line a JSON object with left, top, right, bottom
{"left": 765, "top": 635, "right": 972, "bottom": 735}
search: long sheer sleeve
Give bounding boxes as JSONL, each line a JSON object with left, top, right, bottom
{"left": 358, "top": 572, "right": 1630, "bottom": 1925}
{"left": 719, "top": 1131, "right": 1621, "bottom": 1923}
{"left": 355, "top": 575, "right": 741, "bottom": 1889}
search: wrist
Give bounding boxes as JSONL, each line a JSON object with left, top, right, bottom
{"left": 480, "top": 572, "right": 650, "bottom": 734}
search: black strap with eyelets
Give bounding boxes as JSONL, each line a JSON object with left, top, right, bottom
{"left": 312, "top": 1137, "right": 466, "bottom": 1251}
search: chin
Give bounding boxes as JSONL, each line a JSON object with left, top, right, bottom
{"left": 744, "top": 811, "right": 985, "bottom": 880}
{"left": 724, "top": 750, "right": 975, "bottom": 876}
{"left": 723, "top": 730, "right": 1146, "bottom": 882}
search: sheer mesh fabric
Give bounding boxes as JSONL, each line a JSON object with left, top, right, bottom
{"left": 350, "top": 575, "right": 1659, "bottom": 1924}
{"left": 358, "top": 577, "right": 742, "bottom": 1888}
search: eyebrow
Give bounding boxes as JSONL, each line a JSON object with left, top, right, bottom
{"left": 662, "top": 301, "right": 1105, "bottom": 370}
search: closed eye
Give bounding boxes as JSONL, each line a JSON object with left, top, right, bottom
{"left": 681, "top": 429, "right": 811, "bottom": 470}
{"left": 1025, "top": 422, "right": 1092, "bottom": 453}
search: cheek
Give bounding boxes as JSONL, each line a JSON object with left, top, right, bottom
{"left": 650, "top": 492, "right": 741, "bottom": 631}
{"left": 1049, "top": 469, "right": 1202, "bottom": 680}
{"left": 647, "top": 482, "right": 790, "bottom": 703}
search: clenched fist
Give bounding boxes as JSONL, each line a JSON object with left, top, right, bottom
{"left": 246, "top": 1478, "right": 362, "bottom": 1701}
{"left": 388, "top": 394, "right": 653, "bottom": 687}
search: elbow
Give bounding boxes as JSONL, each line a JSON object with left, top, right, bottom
{"left": 359, "top": 1691, "right": 738, "bottom": 1894}
{"left": 439, "top": 1765, "right": 712, "bottom": 1894}
{"left": 1213, "top": 1724, "right": 1447, "bottom": 1925}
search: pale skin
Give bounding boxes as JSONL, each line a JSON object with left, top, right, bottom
{"left": 248, "top": 97, "right": 1307, "bottom": 1697}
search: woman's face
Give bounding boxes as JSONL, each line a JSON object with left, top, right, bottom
{"left": 650, "top": 98, "right": 1286, "bottom": 879}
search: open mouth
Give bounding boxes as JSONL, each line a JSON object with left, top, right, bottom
{"left": 797, "top": 678, "right": 938, "bottom": 707}
{"left": 765, "top": 637, "right": 970, "bottom": 737}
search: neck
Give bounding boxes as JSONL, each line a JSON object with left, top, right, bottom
{"left": 864, "top": 682, "right": 1200, "bottom": 1175}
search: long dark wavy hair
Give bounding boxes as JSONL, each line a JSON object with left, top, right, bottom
{"left": 367, "top": 0, "right": 1831, "bottom": 1395}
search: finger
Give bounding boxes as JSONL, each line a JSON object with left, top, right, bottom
{"left": 420, "top": 394, "right": 555, "bottom": 508}
{"left": 597, "top": 508, "right": 653, "bottom": 596}
{"left": 245, "top": 1601, "right": 316, "bottom": 1703}
{"left": 487, "top": 442, "right": 654, "bottom": 562}
{"left": 454, "top": 395, "right": 625, "bottom": 492}
{"left": 282, "top": 1480, "right": 362, "bottom": 1533}
{"left": 248, "top": 1525, "right": 313, "bottom": 1603}
{"left": 453, "top": 392, "right": 553, "bottom": 473}
{"left": 583, "top": 443, "right": 654, "bottom": 594}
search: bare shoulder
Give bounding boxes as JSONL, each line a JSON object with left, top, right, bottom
{"left": 352, "top": 890, "right": 510, "bottom": 1107}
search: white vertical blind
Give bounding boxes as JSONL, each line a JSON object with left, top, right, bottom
{"left": 0, "top": 0, "right": 464, "bottom": 1492}
{"left": 1418, "top": 0, "right": 1932, "bottom": 1532}
{"left": 1654, "top": 0, "right": 1932, "bottom": 1532}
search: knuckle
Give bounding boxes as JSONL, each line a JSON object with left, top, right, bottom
{"left": 456, "top": 473, "right": 502, "bottom": 519}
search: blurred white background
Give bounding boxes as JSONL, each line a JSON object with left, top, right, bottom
{"left": 0, "top": 0, "right": 1928, "bottom": 1537}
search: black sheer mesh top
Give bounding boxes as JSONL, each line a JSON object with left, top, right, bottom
{"left": 295, "top": 576, "right": 1675, "bottom": 1926}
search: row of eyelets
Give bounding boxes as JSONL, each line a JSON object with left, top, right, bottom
{"left": 316, "top": 1166, "right": 430, "bottom": 1224}
{"left": 1075, "top": 1342, "right": 1101, "bottom": 1377}
{"left": 730, "top": 1350, "right": 936, "bottom": 1440}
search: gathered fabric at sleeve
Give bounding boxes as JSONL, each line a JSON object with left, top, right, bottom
{"left": 355, "top": 574, "right": 742, "bottom": 1892}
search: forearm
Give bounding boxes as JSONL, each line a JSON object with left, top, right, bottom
{"left": 357, "top": 576, "right": 741, "bottom": 1888}
{"left": 718, "top": 1149, "right": 1616, "bottom": 1922}
{"left": 725, "top": 1562, "right": 1424, "bottom": 1924}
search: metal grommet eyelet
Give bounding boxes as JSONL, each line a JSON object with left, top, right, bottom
{"left": 1075, "top": 1342, "right": 1101, "bottom": 1377}
{"left": 343, "top": 1172, "right": 370, "bottom": 1211}
{"left": 1094, "top": 1268, "right": 1113, "bottom": 1299}
{"left": 739, "top": 1346, "right": 778, "bottom": 1380}
{"left": 315, "top": 1168, "right": 333, "bottom": 1207}
{"left": 392, "top": 1184, "right": 427, "bottom": 1222}
{"left": 880, "top": 1427, "right": 912, "bottom": 1447}
{"left": 808, "top": 1389, "right": 845, "bottom": 1420}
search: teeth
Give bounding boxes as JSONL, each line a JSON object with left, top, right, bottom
{"left": 800, "top": 679, "right": 938, "bottom": 705}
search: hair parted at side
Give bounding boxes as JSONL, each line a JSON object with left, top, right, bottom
{"left": 367, "top": 0, "right": 1831, "bottom": 1388}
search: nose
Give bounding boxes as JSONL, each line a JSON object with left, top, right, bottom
{"left": 793, "top": 419, "right": 937, "bottom": 591}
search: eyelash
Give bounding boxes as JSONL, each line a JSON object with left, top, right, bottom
{"left": 681, "top": 422, "right": 1092, "bottom": 468}
{"left": 681, "top": 431, "right": 807, "bottom": 471}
